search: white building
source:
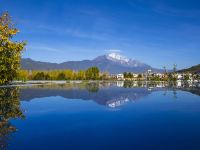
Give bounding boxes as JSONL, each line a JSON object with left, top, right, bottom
{"left": 156, "top": 73, "right": 163, "bottom": 77}
{"left": 147, "top": 69, "right": 152, "bottom": 74}
{"left": 177, "top": 74, "right": 183, "bottom": 80}
{"left": 132, "top": 73, "right": 138, "bottom": 78}
{"left": 117, "top": 74, "right": 124, "bottom": 80}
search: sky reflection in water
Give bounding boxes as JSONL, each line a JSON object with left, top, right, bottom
{"left": 0, "top": 81, "right": 200, "bottom": 150}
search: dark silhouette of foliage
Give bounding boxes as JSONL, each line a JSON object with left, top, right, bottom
{"left": 123, "top": 72, "right": 133, "bottom": 78}
{"left": 33, "top": 72, "right": 50, "bottom": 80}
{"left": 57, "top": 73, "right": 66, "bottom": 80}
{"left": 0, "top": 87, "right": 24, "bottom": 149}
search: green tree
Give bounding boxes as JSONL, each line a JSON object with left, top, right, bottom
{"left": 76, "top": 70, "right": 85, "bottom": 80}
{"left": 85, "top": 67, "right": 99, "bottom": 80}
{"left": 163, "top": 66, "right": 167, "bottom": 74}
{"left": 173, "top": 64, "right": 177, "bottom": 73}
{"left": 0, "top": 12, "right": 26, "bottom": 85}
{"left": 137, "top": 74, "right": 142, "bottom": 80}
{"left": 18, "top": 70, "right": 29, "bottom": 82}
{"left": 57, "top": 72, "right": 66, "bottom": 80}
{"left": 184, "top": 74, "right": 189, "bottom": 81}
{"left": 45, "top": 73, "right": 51, "bottom": 80}
{"left": 128, "top": 72, "right": 133, "bottom": 78}
{"left": 124, "top": 72, "right": 133, "bottom": 79}
{"left": 195, "top": 74, "right": 200, "bottom": 80}
{"left": 123, "top": 72, "right": 128, "bottom": 78}
{"left": 33, "top": 72, "right": 46, "bottom": 80}
{"left": 64, "top": 70, "right": 74, "bottom": 80}
{"left": 168, "top": 73, "right": 177, "bottom": 81}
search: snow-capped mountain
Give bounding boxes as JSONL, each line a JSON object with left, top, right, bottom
{"left": 106, "top": 53, "right": 129, "bottom": 63}
{"left": 21, "top": 53, "right": 162, "bottom": 73}
{"left": 94, "top": 53, "right": 149, "bottom": 68}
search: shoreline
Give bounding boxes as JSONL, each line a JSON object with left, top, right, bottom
{"left": 0, "top": 80, "right": 199, "bottom": 88}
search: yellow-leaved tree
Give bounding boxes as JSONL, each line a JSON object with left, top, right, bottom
{"left": 0, "top": 12, "right": 26, "bottom": 85}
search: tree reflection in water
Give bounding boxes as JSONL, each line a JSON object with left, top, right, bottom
{"left": 86, "top": 82, "right": 99, "bottom": 93}
{"left": 0, "top": 87, "right": 24, "bottom": 150}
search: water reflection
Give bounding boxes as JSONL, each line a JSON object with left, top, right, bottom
{"left": 19, "top": 81, "right": 200, "bottom": 108}
{"left": 0, "top": 81, "right": 199, "bottom": 149}
{"left": 0, "top": 87, "right": 24, "bottom": 149}
{"left": 86, "top": 82, "right": 99, "bottom": 93}
{"left": 0, "top": 81, "right": 200, "bottom": 150}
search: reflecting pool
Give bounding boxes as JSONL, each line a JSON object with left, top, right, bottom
{"left": 1, "top": 81, "right": 200, "bottom": 150}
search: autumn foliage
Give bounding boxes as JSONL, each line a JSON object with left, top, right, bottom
{"left": 0, "top": 12, "right": 26, "bottom": 85}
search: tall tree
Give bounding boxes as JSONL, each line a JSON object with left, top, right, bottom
{"left": 173, "top": 64, "right": 177, "bottom": 73}
{"left": 57, "top": 72, "right": 66, "bottom": 80}
{"left": 123, "top": 72, "right": 128, "bottom": 78}
{"left": 77, "top": 70, "right": 85, "bottom": 80}
{"left": 163, "top": 66, "right": 167, "bottom": 74}
{"left": 85, "top": 67, "right": 99, "bottom": 80}
{"left": 0, "top": 12, "right": 26, "bottom": 85}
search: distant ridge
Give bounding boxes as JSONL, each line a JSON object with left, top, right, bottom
{"left": 178, "top": 64, "right": 200, "bottom": 73}
{"left": 21, "top": 53, "right": 163, "bottom": 74}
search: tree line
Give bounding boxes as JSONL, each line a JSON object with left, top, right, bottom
{"left": 0, "top": 12, "right": 110, "bottom": 84}
{"left": 123, "top": 71, "right": 200, "bottom": 81}
{"left": 17, "top": 67, "right": 110, "bottom": 81}
{"left": 0, "top": 12, "right": 199, "bottom": 85}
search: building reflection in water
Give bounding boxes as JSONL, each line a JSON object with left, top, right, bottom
{"left": 0, "top": 87, "right": 24, "bottom": 149}
{"left": 0, "top": 81, "right": 199, "bottom": 149}
{"left": 19, "top": 81, "right": 200, "bottom": 108}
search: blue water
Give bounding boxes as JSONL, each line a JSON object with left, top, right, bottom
{"left": 1, "top": 83, "right": 200, "bottom": 150}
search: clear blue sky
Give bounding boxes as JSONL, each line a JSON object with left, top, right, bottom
{"left": 1, "top": 0, "right": 200, "bottom": 69}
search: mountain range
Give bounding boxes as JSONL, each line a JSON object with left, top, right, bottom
{"left": 21, "top": 53, "right": 162, "bottom": 74}
{"left": 178, "top": 64, "right": 200, "bottom": 73}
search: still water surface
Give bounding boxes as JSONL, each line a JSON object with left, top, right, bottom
{"left": 1, "top": 81, "right": 200, "bottom": 150}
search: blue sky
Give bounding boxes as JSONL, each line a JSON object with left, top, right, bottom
{"left": 1, "top": 0, "right": 200, "bottom": 69}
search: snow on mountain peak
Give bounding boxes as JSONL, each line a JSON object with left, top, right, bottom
{"left": 106, "top": 53, "right": 130, "bottom": 63}
{"left": 93, "top": 53, "right": 146, "bottom": 68}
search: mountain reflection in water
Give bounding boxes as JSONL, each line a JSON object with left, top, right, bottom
{"left": 19, "top": 81, "right": 200, "bottom": 108}
{"left": 0, "top": 81, "right": 200, "bottom": 149}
